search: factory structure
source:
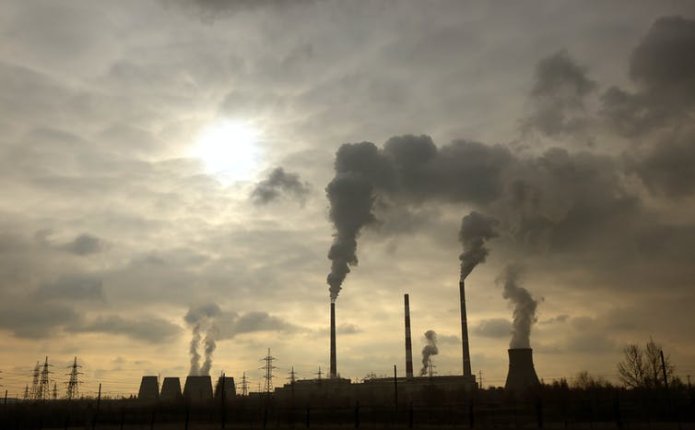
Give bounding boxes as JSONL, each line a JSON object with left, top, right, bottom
{"left": 138, "top": 275, "right": 541, "bottom": 403}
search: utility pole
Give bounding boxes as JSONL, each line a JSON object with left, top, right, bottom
{"left": 479, "top": 370, "right": 483, "bottom": 389}
{"left": 66, "top": 357, "right": 83, "bottom": 400}
{"left": 23, "top": 385, "right": 29, "bottom": 401}
{"left": 52, "top": 382, "right": 58, "bottom": 400}
{"left": 659, "top": 350, "right": 670, "bottom": 389}
{"left": 316, "top": 367, "right": 323, "bottom": 383}
{"left": 259, "top": 349, "right": 276, "bottom": 394}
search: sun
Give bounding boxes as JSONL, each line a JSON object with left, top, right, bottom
{"left": 191, "top": 120, "right": 262, "bottom": 182}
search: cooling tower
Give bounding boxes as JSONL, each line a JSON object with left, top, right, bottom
{"left": 160, "top": 377, "right": 182, "bottom": 401}
{"left": 459, "top": 281, "right": 472, "bottom": 377}
{"left": 504, "top": 348, "right": 540, "bottom": 395}
{"left": 138, "top": 376, "right": 159, "bottom": 402}
{"left": 330, "top": 302, "right": 337, "bottom": 379}
{"left": 183, "top": 375, "right": 213, "bottom": 402}
{"left": 214, "top": 375, "right": 236, "bottom": 400}
{"left": 404, "top": 294, "right": 414, "bottom": 378}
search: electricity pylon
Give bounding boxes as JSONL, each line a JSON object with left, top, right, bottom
{"left": 65, "top": 357, "right": 82, "bottom": 400}
{"left": 259, "top": 348, "right": 276, "bottom": 394}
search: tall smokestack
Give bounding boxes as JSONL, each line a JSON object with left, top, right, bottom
{"left": 330, "top": 302, "right": 337, "bottom": 379}
{"left": 459, "top": 281, "right": 472, "bottom": 377}
{"left": 404, "top": 294, "right": 414, "bottom": 378}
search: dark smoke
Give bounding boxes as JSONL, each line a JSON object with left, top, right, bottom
{"left": 458, "top": 211, "right": 499, "bottom": 280}
{"left": 499, "top": 265, "right": 538, "bottom": 349}
{"left": 325, "top": 138, "right": 510, "bottom": 301}
{"left": 326, "top": 171, "right": 376, "bottom": 301}
{"left": 251, "top": 167, "right": 310, "bottom": 205}
{"left": 185, "top": 304, "right": 221, "bottom": 376}
{"left": 420, "top": 329, "right": 439, "bottom": 376}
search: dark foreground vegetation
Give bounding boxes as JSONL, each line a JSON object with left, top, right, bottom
{"left": 2, "top": 382, "right": 694, "bottom": 430}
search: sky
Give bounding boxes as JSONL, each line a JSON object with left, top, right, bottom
{"left": 1, "top": 0, "right": 695, "bottom": 398}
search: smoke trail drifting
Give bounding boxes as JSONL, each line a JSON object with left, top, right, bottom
{"left": 185, "top": 304, "right": 221, "bottom": 376}
{"left": 200, "top": 332, "right": 217, "bottom": 376}
{"left": 420, "top": 330, "right": 439, "bottom": 376}
{"left": 189, "top": 324, "right": 202, "bottom": 376}
{"left": 500, "top": 264, "right": 538, "bottom": 348}
{"left": 458, "top": 211, "right": 499, "bottom": 280}
{"left": 326, "top": 172, "right": 375, "bottom": 301}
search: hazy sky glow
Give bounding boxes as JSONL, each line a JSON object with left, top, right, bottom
{"left": 1, "top": 0, "right": 695, "bottom": 398}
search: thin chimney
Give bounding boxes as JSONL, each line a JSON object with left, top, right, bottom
{"left": 330, "top": 302, "right": 337, "bottom": 379}
{"left": 460, "top": 281, "right": 472, "bottom": 377}
{"left": 404, "top": 294, "right": 414, "bottom": 378}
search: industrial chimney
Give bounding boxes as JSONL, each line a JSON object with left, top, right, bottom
{"left": 138, "top": 376, "right": 160, "bottom": 402}
{"left": 404, "top": 294, "right": 414, "bottom": 378}
{"left": 504, "top": 348, "right": 540, "bottom": 395}
{"left": 459, "top": 281, "right": 473, "bottom": 378}
{"left": 160, "top": 377, "right": 183, "bottom": 402}
{"left": 183, "top": 375, "right": 213, "bottom": 402}
{"left": 330, "top": 302, "right": 337, "bottom": 379}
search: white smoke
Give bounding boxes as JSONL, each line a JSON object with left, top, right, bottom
{"left": 499, "top": 264, "right": 538, "bottom": 348}
{"left": 185, "top": 304, "right": 221, "bottom": 376}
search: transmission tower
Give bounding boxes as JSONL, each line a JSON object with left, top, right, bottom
{"left": 240, "top": 372, "right": 249, "bottom": 396}
{"left": 37, "top": 357, "right": 51, "bottom": 401}
{"left": 52, "top": 382, "right": 58, "bottom": 400}
{"left": 259, "top": 348, "right": 276, "bottom": 394}
{"left": 23, "top": 385, "right": 29, "bottom": 401}
{"left": 288, "top": 367, "right": 297, "bottom": 384}
{"left": 315, "top": 367, "right": 323, "bottom": 381}
{"left": 30, "top": 362, "right": 40, "bottom": 399}
{"left": 65, "top": 357, "right": 83, "bottom": 400}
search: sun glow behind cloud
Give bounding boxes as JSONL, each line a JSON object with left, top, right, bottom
{"left": 190, "top": 120, "right": 263, "bottom": 183}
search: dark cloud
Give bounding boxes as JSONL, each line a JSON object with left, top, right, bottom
{"left": 629, "top": 128, "right": 695, "bottom": 198}
{"left": 523, "top": 51, "right": 596, "bottom": 136}
{"left": 63, "top": 233, "right": 104, "bottom": 256}
{"left": 630, "top": 16, "right": 695, "bottom": 97}
{"left": 71, "top": 315, "right": 182, "bottom": 343}
{"left": 218, "top": 310, "right": 298, "bottom": 339}
{"left": 602, "top": 16, "right": 695, "bottom": 136}
{"left": 167, "top": 0, "right": 316, "bottom": 20}
{"left": 35, "top": 275, "right": 104, "bottom": 301}
{"left": 0, "top": 299, "right": 80, "bottom": 338}
{"left": 251, "top": 167, "right": 310, "bottom": 204}
{"left": 473, "top": 318, "right": 512, "bottom": 339}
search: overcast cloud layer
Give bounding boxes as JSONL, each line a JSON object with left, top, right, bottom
{"left": 1, "top": 0, "right": 694, "bottom": 396}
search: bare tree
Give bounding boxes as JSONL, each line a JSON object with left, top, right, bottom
{"left": 617, "top": 339, "right": 674, "bottom": 389}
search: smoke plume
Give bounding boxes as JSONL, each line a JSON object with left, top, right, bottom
{"left": 184, "top": 304, "right": 221, "bottom": 376}
{"left": 420, "top": 329, "right": 439, "bottom": 376}
{"left": 458, "top": 211, "right": 499, "bottom": 280}
{"left": 499, "top": 265, "right": 538, "bottom": 349}
{"left": 189, "top": 325, "right": 202, "bottom": 376}
{"left": 326, "top": 171, "right": 375, "bottom": 302}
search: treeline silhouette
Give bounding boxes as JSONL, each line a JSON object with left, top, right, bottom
{"left": 2, "top": 381, "right": 693, "bottom": 429}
